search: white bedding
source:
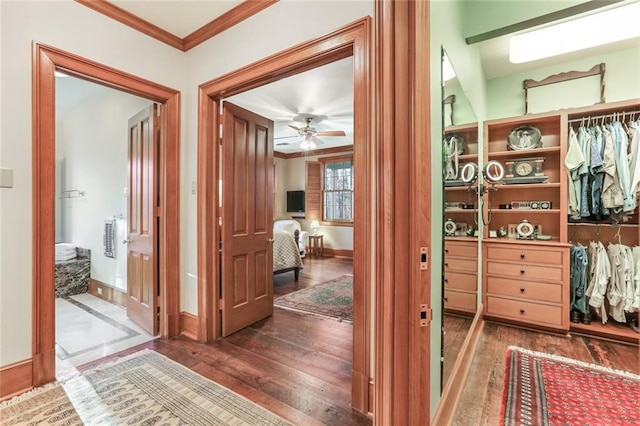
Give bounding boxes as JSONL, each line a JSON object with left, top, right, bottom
{"left": 273, "top": 229, "right": 303, "bottom": 272}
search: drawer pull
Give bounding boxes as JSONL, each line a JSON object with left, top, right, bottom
{"left": 444, "top": 297, "right": 448, "bottom": 302}
{"left": 520, "top": 270, "right": 525, "bottom": 274}
{"left": 444, "top": 263, "right": 448, "bottom": 267}
{"left": 520, "top": 254, "right": 525, "bottom": 259}
{"left": 520, "top": 288, "right": 525, "bottom": 293}
{"left": 444, "top": 278, "right": 448, "bottom": 282}
{"left": 520, "top": 309, "right": 525, "bottom": 314}
{"left": 445, "top": 249, "right": 449, "bottom": 253}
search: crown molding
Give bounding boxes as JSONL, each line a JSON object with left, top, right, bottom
{"left": 75, "top": 0, "right": 279, "bottom": 52}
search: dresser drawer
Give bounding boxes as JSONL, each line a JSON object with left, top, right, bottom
{"left": 444, "top": 258, "right": 477, "bottom": 273}
{"left": 486, "top": 296, "right": 562, "bottom": 327}
{"left": 487, "top": 276, "right": 562, "bottom": 303}
{"left": 486, "top": 261, "right": 562, "bottom": 282}
{"left": 444, "top": 271, "right": 477, "bottom": 292}
{"left": 444, "top": 290, "right": 476, "bottom": 313}
{"left": 444, "top": 243, "right": 477, "bottom": 258}
{"left": 486, "top": 246, "right": 563, "bottom": 265}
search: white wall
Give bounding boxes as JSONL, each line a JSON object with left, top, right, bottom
{"left": 275, "top": 152, "right": 355, "bottom": 251}
{"left": 56, "top": 85, "right": 151, "bottom": 291}
{"left": 0, "top": 0, "right": 372, "bottom": 366}
{"left": 0, "top": 0, "right": 186, "bottom": 366}
{"left": 180, "top": 0, "right": 373, "bottom": 314}
{"left": 486, "top": 46, "right": 640, "bottom": 119}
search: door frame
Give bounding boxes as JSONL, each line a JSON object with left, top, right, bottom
{"left": 196, "top": 18, "right": 372, "bottom": 413}
{"left": 32, "top": 43, "right": 181, "bottom": 386}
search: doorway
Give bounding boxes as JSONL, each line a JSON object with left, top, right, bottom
{"left": 196, "top": 18, "right": 371, "bottom": 413}
{"left": 53, "top": 75, "right": 160, "bottom": 375}
{"left": 32, "top": 44, "right": 181, "bottom": 387}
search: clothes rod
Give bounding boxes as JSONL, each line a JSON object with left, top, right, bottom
{"left": 568, "top": 110, "right": 640, "bottom": 124}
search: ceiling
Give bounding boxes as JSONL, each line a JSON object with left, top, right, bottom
{"left": 63, "top": 1, "right": 639, "bottom": 153}
{"left": 111, "top": 0, "right": 242, "bottom": 38}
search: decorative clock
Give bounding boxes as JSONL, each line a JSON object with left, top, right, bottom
{"left": 504, "top": 157, "right": 549, "bottom": 184}
{"left": 516, "top": 219, "right": 536, "bottom": 240}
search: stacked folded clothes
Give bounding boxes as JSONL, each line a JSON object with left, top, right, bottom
{"left": 55, "top": 243, "right": 77, "bottom": 262}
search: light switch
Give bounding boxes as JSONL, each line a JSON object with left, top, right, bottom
{"left": 0, "top": 168, "right": 13, "bottom": 188}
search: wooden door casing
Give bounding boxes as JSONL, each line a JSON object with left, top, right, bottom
{"left": 221, "top": 102, "right": 274, "bottom": 336}
{"left": 127, "top": 105, "right": 159, "bottom": 336}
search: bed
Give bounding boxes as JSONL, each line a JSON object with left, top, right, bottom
{"left": 273, "top": 228, "right": 304, "bottom": 280}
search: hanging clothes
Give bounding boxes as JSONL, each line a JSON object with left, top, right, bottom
{"left": 611, "top": 121, "right": 634, "bottom": 212}
{"left": 570, "top": 243, "right": 589, "bottom": 315}
{"left": 565, "top": 127, "right": 585, "bottom": 219}
{"left": 586, "top": 241, "right": 610, "bottom": 324}
{"left": 601, "top": 125, "right": 624, "bottom": 211}
{"left": 628, "top": 119, "right": 640, "bottom": 201}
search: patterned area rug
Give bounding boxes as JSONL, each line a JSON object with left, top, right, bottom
{"left": 274, "top": 274, "right": 353, "bottom": 322}
{"left": 500, "top": 346, "right": 640, "bottom": 426}
{"left": 0, "top": 350, "right": 290, "bottom": 425}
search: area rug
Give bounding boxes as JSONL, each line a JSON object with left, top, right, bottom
{"left": 274, "top": 274, "right": 353, "bottom": 322}
{"left": 0, "top": 350, "right": 290, "bottom": 425}
{"left": 500, "top": 346, "right": 640, "bottom": 426}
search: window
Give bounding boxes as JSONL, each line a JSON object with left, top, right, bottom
{"left": 323, "top": 158, "right": 353, "bottom": 221}
{"left": 305, "top": 154, "right": 354, "bottom": 225}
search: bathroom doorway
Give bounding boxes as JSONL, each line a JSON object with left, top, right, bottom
{"left": 54, "top": 74, "right": 157, "bottom": 377}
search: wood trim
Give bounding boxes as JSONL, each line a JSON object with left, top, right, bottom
{"left": 375, "top": 1, "right": 431, "bottom": 424}
{"left": 183, "top": 0, "right": 279, "bottom": 51}
{"left": 368, "top": 379, "right": 375, "bottom": 414}
{"left": 32, "top": 43, "right": 180, "bottom": 387}
{"left": 0, "top": 359, "right": 33, "bottom": 401}
{"left": 274, "top": 151, "right": 287, "bottom": 159}
{"left": 432, "top": 307, "right": 486, "bottom": 425}
{"left": 180, "top": 312, "right": 199, "bottom": 340}
{"left": 75, "top": 0, "right": 279, "bottom": 52}
{"left": 317, "top": 153, "right": 353, "bottom": 164}
{"left": 279, "top": 146, "right": 353, "bottom": 159}
{"left": 197, "top": 17, "right": 372, "bottom": 415}
{"left": 323, "top": 248, "right": 353, "bottom": 259}
{"left": 88, "top": 278, "right": 127, "bottom": 308}
{"left": 74, "top": 0, "right": 184, "bottom": 50}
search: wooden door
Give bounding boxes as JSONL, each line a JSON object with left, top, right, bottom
{"left": 221, "top": 102, "right": 274, "bottom": 336}
{"left": 126, "top": 105, "right": 159, "bottom": 335}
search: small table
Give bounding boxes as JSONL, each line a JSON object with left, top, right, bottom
{"left": 307, "top": 234, "right": 324, "bottom": 257}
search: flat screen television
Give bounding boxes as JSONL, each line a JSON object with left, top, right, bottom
{"left": 286, "top": 190, "right": 305, "bottom": 213}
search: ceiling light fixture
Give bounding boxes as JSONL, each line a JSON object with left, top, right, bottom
{"left": 300, "top": 134, "right": 316, "bottom": 151}
{"left": 509, "top": 1, "right": 640, "bottom": 64}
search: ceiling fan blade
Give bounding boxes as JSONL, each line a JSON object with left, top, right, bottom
{"left": 312, "top": 136, "right": 325, "bottom": 145}
{"left": 288, "top": 125, "right": 301, "bottom": 132}
{"left": 316, "top": 130, "right": 346, "bottom": 137}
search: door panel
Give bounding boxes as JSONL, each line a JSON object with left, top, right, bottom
{"left": 222, "top": 102, "right": 274, "bottom": 336}
{"left": 127, "top": 105, "right": 158, "bottom": 336}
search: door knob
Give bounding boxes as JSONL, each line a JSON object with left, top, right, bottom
{"left": 122, "top": 239, "right": 131, "bottom": 244}
{"left": 267, "top": 238, "right": 274, "bottom": 244}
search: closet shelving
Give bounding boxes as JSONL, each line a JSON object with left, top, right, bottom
{"left": 565, "top": 99, "right": 640, "bottom": 345}
{"left": 483, "top": 112, "right": 566, "bottom": 243}
{"left": 444, "top": 123, "right": 479, "bottom": 315}
{"left": 444, "top": 123, "right": 479, "bottom": 239}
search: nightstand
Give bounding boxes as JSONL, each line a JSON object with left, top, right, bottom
{"left": 307, "top": 234, "right": 324, "bottom": 257}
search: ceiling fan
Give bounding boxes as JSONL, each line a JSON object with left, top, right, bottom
{"left": 275, "top": 115, "right": 346, "bottom": 150}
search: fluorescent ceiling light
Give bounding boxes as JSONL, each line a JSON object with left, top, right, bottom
{"left": 510, "top": 1, "right": 640, "bottom": 64}
{"left": 442, "top": 54, "right": 456, "bottom": 82}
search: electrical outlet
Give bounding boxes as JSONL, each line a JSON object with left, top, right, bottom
{"left": 97, "top": 287, "right": 103, "bottom": 295}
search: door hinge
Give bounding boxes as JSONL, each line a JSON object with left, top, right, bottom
{"left": 219, "top": 123, "right": 223, "bottom": 140}
{"left": 420, "top": 247, "right": 428, "bottom": 270}
{"left": 420, "top": 304, "right": 432, "bottom": 327}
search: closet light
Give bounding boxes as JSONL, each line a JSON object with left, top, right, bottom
{"left": 509, "top": 1, "right": 640, "bottom": 64}
{"left": 442, "top": 54, "right": 456, "bottom": 82}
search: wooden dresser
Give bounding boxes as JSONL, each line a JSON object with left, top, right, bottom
{"left": 483, "top": 241, "right": 570, "bottom": 331}
{"left": 444, "top": 239, "right": 478, "bottom": 315}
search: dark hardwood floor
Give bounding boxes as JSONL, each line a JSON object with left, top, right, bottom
{"left": 80, "top": 256, "right": 369, "bottom": 426}
{"left": 453, "top": 321, "right": 639, "bottom": 425}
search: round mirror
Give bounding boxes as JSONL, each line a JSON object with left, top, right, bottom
{"left": 483, "top": 160, "right": 504, "bottom": 183}
{"left": 460, "top": 162, "right": 478, "bottom": 184}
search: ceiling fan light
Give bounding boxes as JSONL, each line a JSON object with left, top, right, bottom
{"left": 300, "top": 140, "right": 311, "bottom": 150}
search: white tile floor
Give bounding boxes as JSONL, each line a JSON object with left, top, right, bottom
{"left": 55, "top": 293, "right": 156, "bottom": 378}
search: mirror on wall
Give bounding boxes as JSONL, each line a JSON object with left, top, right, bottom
{"left": 441, "top": 48, "right": 480, "bottom": 389}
